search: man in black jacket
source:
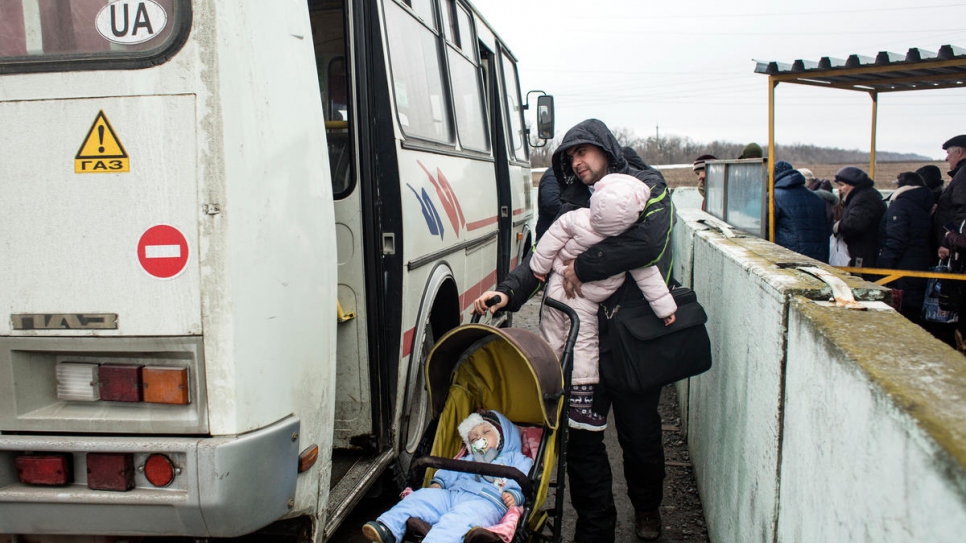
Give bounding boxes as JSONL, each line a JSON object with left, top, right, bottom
{"left": 535, "top": 168, "right": 561, "bottom": 242}
{"left": 473, "top": 119, "right": 673, "bottom": 542}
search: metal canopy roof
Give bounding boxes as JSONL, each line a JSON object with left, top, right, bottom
{"left": 754, "top": 44, "right": 966, "bottom": 93}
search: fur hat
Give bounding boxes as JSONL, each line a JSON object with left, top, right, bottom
{"left": 739, "top": 142, "right": 763, "bottom": 159}
{"left": 942, "top": 135, "right": 966, "bottom": 150}
{"left": 896, "top": 171, "right": 925, "bottom": 187}
{"left": 798, "top": 168, "right": 816, "bottom": 181}
{"left": 916, "top": 164, "right": 944, "bottom": 189}
{"left": 834, "top": 166, "right": 872, "bottom": 186}
{"left": 457, "top": 412, "right": 501, "bottom": 448}
{"left": 692, "top": 154, "right": 717, "bottom": 172}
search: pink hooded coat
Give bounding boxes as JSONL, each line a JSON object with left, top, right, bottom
{"left": 531, "top": 173, "right": 676, "bottom": 385}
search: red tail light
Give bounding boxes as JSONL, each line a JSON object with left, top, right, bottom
{"left": 144, "top": 454, "right": 175, "bottom": 487}
{"left": 87, "top": 453, "right": 135, "bottom": 491}
{"left": 98, "top": 364, "right": 143, "bottom": 402}
{"left": 16, "top": 454, "right": 73, "bottom": 486}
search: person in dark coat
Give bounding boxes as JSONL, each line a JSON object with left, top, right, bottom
{"left": 535, "top": 168, "right": 561, "bottom": 241}
{"left": 933, "top": 135, "right": 966, "bottom": 254}
{"left": 832, "top": 166, "right": 886, "bottom": 269}
{"left": 878, "top": 172, "right": 934, "bottom": 322}
{"left": 473, "top": 119, "right": 673, "bottom": 542}
{"left": 934, "top": 135, "right": 966, "bottom": 350}
{"left": 772, "top": 161, "right": 831, "bottom": 262}
{"left": 917, "top": 164, "right": 944, "bottom": 209}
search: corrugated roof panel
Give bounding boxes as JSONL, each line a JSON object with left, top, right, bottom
{"left": 754, "top": 44, "right": 966, "bottom": 93}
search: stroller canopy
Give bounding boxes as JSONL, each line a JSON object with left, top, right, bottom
{"left": 426, "top": 324, "right": 563, "bottom": 430}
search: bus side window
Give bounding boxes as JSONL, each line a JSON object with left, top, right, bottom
{"left": 500, "top": 52, "right": 526, "bottom": 161}
{"left": 311, "top": 2, "right": 353, "bottom": 198}
{"left": 385, "top": 0, "right": 453, "bottom": 144}
{"left": 443, "top": 1, "right": 488, "bottom": 152}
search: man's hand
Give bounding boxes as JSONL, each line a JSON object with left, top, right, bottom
{"left": 940, "top": 246, "right": 951, "bottom": 259}
{"left": 561, "top": 260, "right": 583, "bottom": 299}
{"left": 473, "top": 291, "right": 507, "bottom": 315}
{"left": 502, "top": 491, "right": 517, "bottom": 507}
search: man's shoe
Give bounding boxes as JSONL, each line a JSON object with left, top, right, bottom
{"left": 362, "top": 520, "right": 396, "bottom": 543}
{"left": 634, "top": 509, "right": 662, "bottom": 540}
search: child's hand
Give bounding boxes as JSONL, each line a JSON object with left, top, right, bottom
{"left": 429, "top": 483, "right": 442, "bottom": 489}
{"left": 663, "top": 313, "right": 676, "bottom": 326}
{"left": 534, "top": 272, "right": 547, "bottom": 282}
{"left": 502, "top": 491, "right": 517, "bottom": 507}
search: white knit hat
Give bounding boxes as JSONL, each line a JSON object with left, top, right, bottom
{"left": 458, "top": 413, "right": 486, "bottom": 447}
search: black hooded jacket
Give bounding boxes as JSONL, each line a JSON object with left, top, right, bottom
{"left": 535, "top": 169, "right": 561, "bottom": 241}
{"left": 878, "top": 185, "right": 934, "bottom": 312}
{"left": 496, "top": 119, "right": 674, "bottom": 310}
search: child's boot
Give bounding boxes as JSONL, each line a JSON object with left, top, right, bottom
{"left": 568, "top": 384, "right": 607, "bottom": 431}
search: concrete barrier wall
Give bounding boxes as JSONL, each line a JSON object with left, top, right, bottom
{"left": 671, "top": 205, "right": 966, "bottom": 543}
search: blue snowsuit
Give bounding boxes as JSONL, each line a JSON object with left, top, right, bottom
{"left": 377, "top": 411, "right": 533, "bottom": 543}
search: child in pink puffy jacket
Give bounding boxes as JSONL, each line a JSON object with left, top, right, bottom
{"left": 531, "top": 173, "right": 676, "bottom": 431}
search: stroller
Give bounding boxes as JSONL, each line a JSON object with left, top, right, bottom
{"left": 407, "top": 298, "right": 579, "bottom": 543}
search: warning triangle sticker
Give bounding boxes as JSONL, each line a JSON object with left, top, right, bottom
{"left": 75, "top": 110, "right": 130, "bottom": 173}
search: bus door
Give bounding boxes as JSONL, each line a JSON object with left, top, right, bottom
{"left": 478, "top": 36, "right": 531, "bottom": 285}
{"left": 310, "top": 1, "right": 375, "bottom": 452}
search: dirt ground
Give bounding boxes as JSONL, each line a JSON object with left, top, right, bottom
{"left": 660, "top": 161, "right": 947, "bottom": 191}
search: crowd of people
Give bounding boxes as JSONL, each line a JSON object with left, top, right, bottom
{"left": 690, "top": 135, "right": 966, "bottom": 349}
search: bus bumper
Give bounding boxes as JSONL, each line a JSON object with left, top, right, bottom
{"left": 0, "top": 416, "right": 299, "bottom": 537}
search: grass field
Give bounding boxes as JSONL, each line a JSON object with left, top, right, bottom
{"left": 658, "top": 161, "right": 948, "bottom": 190}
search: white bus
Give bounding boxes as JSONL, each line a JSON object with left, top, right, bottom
{"left": 0, "top": 0, "right": 552, "bottom": 540}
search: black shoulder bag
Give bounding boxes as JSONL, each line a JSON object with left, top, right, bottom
{"left": 599, "top": 286, "right": 713, "bottom": 393}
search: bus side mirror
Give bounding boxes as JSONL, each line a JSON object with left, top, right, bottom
{"left": 536, "top": 95, "right": 554, "bottom": 140}
{"left": 525, "top": 90, "right": 554, "bottom": 148}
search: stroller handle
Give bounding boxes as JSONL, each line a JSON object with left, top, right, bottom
{"left": 469, "top": 294, "right": 504, "bottom": 324}
{"left": 412, "top": 456, "right": 533, "bottom": 497}
{"left": 543, "top": 297, "right": 579, "bottom": 375}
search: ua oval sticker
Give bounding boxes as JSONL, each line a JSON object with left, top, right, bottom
{"left": 95, "top": 0, "right": 168, "bottom": 45}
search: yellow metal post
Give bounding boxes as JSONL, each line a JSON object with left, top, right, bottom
{"left": 768, "top": 78, "right": 777, "bottom": 242}
{"left": 869, "top": 91, "right": 878, "bottom": 179}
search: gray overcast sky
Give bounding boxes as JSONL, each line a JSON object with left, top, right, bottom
{"left": 477, "top": 0, "right": 966, "bottom": 160}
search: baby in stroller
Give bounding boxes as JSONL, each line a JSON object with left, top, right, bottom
{"left": 530, "top": 173, "right": 677, "bottom": 431}
{"left": 362, "top": 410, "right": 533, "bottom": 543}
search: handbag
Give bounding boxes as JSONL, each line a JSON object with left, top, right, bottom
{"left": 599, "top": 287, "right": 712, "bottom": 393}
{"left": 829, "top": 234, "right": 850, "bottom": 266}
{"left": 922, "top": 259, "right": 959, "bottom": 323}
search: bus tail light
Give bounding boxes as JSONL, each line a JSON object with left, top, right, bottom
{"left": 56, "top": 362, "right": 100, "bottom": 401}
{"left": 144, "top": 454, "right": 175, "bottom": 487}
{"left": 98, "top": 364, "right": 143, "bottom": 402}
{"left": 87, "top": 453, "right": 135, "bottom": 491}
{"left": 143, "top": 366, "right": 190, "bottom": 405}
{"left": 15, "top": 453, "right": 73, "bottom": 486}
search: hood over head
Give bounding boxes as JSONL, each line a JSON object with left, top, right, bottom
{"left": 551, "top": 119, "right": 626, "bottom": 184}
{"left": 456, "top": 410, "right": 521, "bottom": 458}
{"left": 774, "top": 161, "right": 805, "bottom": 188}
{"left": 590, "top": 173, "right": 648, "bottom": 236}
